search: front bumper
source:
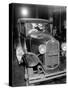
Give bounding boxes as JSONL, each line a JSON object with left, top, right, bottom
{"left": 29, "top": 69, "right": 66, "bottom": 84}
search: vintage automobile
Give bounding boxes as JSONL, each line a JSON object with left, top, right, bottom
{"left": 16, "top": 18, "right": 66, "bottom": 86}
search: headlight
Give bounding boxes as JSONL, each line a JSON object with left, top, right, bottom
{"left": 61, "top": 43, "right": 66, "bottom": 51}
{"left": 39, "top": 44, "right": 46, "bottom": 54}
{"left": 51, "top": 38, "right": 55, "bottom": 43}
{"left": 16, "top": 45, "right": 24, "bottom": 64}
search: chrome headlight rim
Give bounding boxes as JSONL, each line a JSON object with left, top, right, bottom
{"left": 38, "top": 44, "right": 46, "bottom": 54}
{"left": 16, "top": 45, "right": 24, "bottom": 63}
{"left": 61, "top": 42, "right": 66, "bottom": 51}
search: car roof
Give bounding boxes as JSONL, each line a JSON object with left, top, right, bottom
{"left": 17, "top": 18, "right": 50, "bottom": 23}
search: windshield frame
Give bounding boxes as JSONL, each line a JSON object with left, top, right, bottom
{"left": 24, "top": 22, "right": 50, "bottom": 36}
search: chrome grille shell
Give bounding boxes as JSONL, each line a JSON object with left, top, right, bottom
{"left": 44, "top": 40, "right": 59, "bottom": 70}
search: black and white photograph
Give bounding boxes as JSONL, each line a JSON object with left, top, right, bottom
{"left": 9, "top": 3, "right": 66, "bottom": 87}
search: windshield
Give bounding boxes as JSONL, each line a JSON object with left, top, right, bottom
{"left": 25, "top": 22, "right": 49, "bottom": 36}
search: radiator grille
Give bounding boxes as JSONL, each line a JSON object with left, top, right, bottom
{"left": 44, "top": 40, "right": 59, "bottom": 70}
{"left": 46, "top": 40, "right": 59, "bottom": 55}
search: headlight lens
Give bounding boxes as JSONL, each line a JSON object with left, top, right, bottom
{"left": 16, "top": 45, "right": 24, "bottom": 63}
{"left": 61, "top": 43, "right": 66, "bottom": 51}
{"left": 39, "top": 44, "right": 46, "bottom": 54}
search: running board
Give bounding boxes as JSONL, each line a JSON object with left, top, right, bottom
{"left": 29, "top": 70, "right": 66, "bottom": 84}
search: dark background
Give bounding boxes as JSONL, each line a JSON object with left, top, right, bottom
{"left": 14, "top": 3, "right": 66, "bottom": 29}
{"left": 13, "top": 3, "right": 66, "bottom": 43}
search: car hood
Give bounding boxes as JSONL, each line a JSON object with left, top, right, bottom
{"left": 28, "top": 31, "right": 54, "bottom": 42}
